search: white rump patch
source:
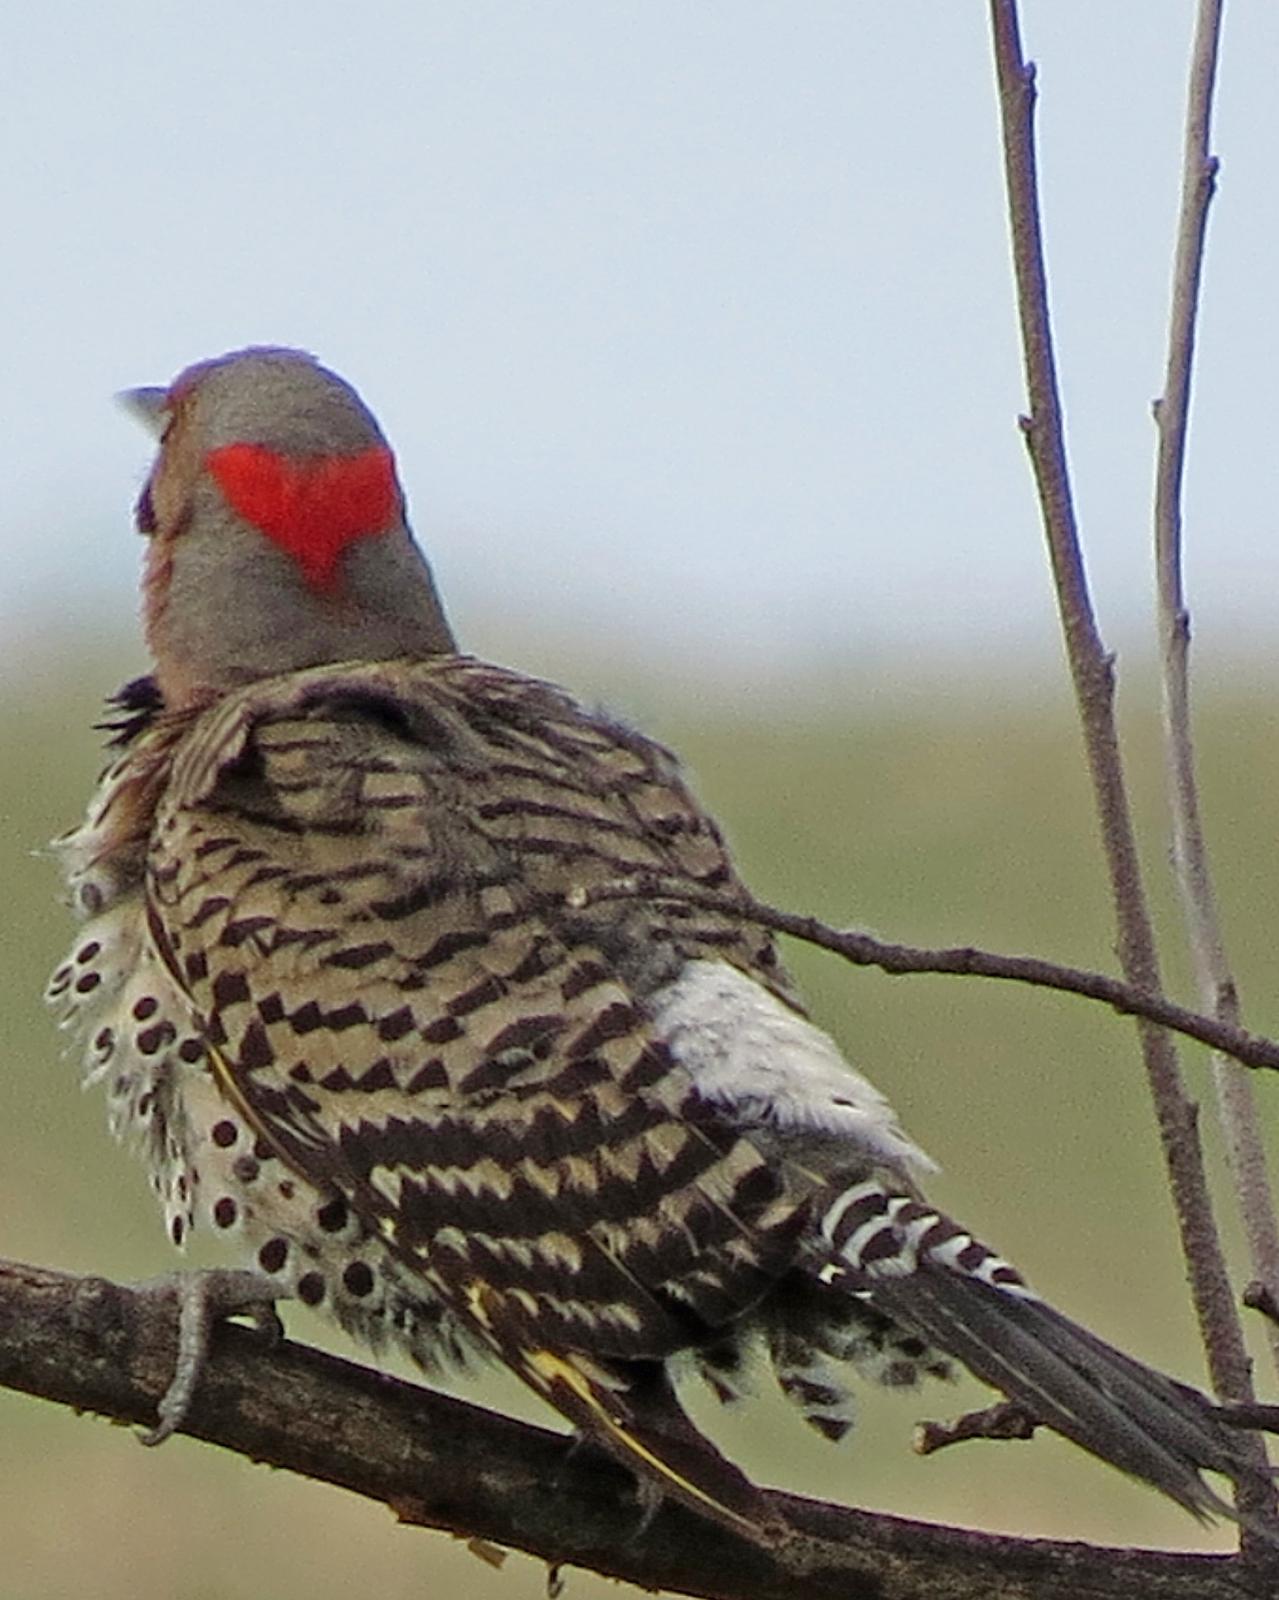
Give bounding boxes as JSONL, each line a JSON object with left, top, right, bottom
{"left": 649, "top": 960, "right": 934, "bottom": 1176}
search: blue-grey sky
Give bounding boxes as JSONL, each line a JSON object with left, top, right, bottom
{"left": 3, "top": 3, "right": 1276, "bottom": 697}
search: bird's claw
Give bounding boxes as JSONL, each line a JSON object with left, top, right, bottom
{"left": 131, "top": 1267, "right": 288, "bottom": 1445}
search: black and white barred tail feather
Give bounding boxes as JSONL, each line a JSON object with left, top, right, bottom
{"left": 814, "top": 1178, "right": 1260, "bottom": 1521}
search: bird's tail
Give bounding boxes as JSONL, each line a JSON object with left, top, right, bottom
{"left": 871, "top": 1266, "right": 1256, "bottom": 1519}
{"left": 813, "top": 1177, "right": 1270, "bottom": 1521}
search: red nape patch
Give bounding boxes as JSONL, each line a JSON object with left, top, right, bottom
{"left": 206, "top": 442, "right": 399, "bottom": 590}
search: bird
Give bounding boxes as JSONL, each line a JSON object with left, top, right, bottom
{"left": 46, "top": 345, "right": 1266, "bottom": 1539}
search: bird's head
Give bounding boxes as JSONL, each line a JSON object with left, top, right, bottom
{"left": 122, "top": 346, "right": 455, "bottom": 706}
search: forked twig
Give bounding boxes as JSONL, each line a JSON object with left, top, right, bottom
{"left": 1243, "top": 1282, "right": 1279, "bottom": 1330}
{"left": 986, "top": 0, "right": 1270, "bottom": 1532}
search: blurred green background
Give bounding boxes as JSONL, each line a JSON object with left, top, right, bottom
{"left": 5, "top": 636, "right": 1279, "bottom": 1598}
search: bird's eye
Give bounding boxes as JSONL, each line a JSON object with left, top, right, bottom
{"left": 135, "top": 481, "right": 157, "bottom": 535}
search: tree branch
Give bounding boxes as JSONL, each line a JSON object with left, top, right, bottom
{"left": 566, "top": 877, "right": 1279, "bottom": 1072}
{"left": 984, "top": 5, "right": 1268, "bottom": 1534}
{"left": 3, "top": 1258, "right": 1277, "bottom": 1600}
{"left": 1151, "top": 0, "right": 1279, "bottom": 1385}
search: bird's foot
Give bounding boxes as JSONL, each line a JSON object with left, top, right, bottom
{"left": 131, "top": 1267, "right": 288, "bottom": 1445}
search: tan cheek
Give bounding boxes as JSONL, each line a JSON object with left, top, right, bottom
{"left": 148, "top": 457, "right": 187, "bottom": 535}
{"left": 148, "top": 415, "right": 203, "bottom": 537}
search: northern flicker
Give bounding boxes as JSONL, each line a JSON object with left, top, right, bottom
{"left": 47, "top": 346, "right": 1265, "bottom": 1537}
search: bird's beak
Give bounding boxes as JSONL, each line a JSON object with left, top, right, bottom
{"left": 116, "top": 385, "right": 170, "bottom": 438}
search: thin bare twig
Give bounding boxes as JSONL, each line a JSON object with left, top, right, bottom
{"left": 913, "top": 1401, "right": 1037, "bottom": 1457}
{"left": 1152, "top": 0, "right": 1279, "bottom": 1384}
{"left": 567, "top": 877, "right": 1279, "bottom": 1070}
{"left": 985, "top": 0, "right": 1269, "bottom": 1532}
{"left": 1222, "top": 1403, "right": 1279, "bottom": 1434}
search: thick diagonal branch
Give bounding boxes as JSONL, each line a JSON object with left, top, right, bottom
{"left": 0, "top": 1259, "right": 1272, "bottom": 1600}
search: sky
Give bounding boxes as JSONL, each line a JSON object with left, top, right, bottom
{"left": 2, "top": 3, "right": 1277, "bottom": 700}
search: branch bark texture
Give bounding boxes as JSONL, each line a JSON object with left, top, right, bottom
{"left": 2, "top": 1259, "right": 1277, "bottom": 1600}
